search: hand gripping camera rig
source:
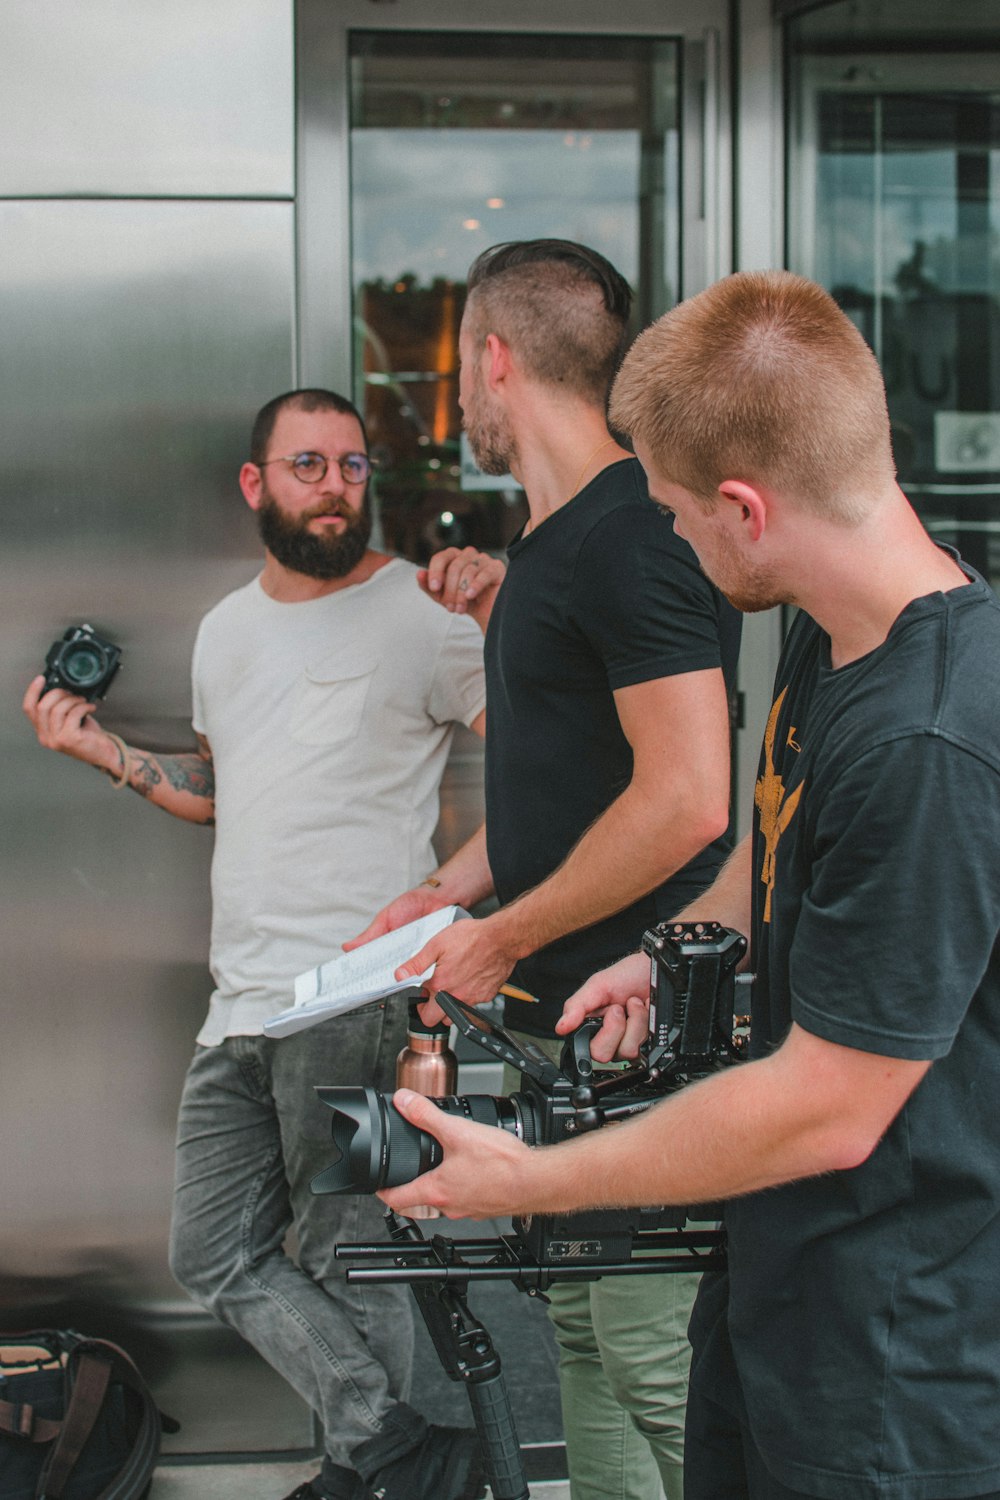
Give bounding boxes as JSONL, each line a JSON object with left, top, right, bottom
{"left": 314, "top": 920, "right": 749, "bottom": 1500}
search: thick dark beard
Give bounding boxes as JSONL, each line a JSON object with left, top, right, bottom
{"left": 256, "top": 495, "right": 372, "bottom": 580}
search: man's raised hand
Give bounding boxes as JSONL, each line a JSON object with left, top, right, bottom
{"left": 394, "top": 917, "right": 517, "bottom": 1024}
{"left": 417, "top": 546, "right": 505, "bottom": 630}
{"left": 343, "top": 885, "right": 449, "bottom": 952}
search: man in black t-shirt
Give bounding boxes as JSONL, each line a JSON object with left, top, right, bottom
{"left": 479, "top": 449, "right": 739, "bottom": 1041}
{"left": 381, "top": 271, "right": 1000, "bottom": 1500}
{"left": 351, "top": 240, "right": 741, "bottom": 1500}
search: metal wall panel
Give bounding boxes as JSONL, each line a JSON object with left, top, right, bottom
{"left": 0, "top": 198, "right": 307, "bottom": 1450}
{"left": 0, "top": 0, "right": 293, "bottom": 197}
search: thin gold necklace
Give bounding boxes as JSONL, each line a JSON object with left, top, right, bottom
{"left": 568, "top": 436, "right": 616, "bottom": 501}
{"left": 523, "top": 436, "right": 618, "bottom": 537}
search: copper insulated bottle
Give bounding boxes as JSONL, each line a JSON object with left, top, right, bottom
{"left": 395, "top": 1005, "right": 458, "bottom": 1219}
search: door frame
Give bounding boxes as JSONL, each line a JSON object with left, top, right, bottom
{"left": 295, "top": 0, "right": 733, "bottom": 394}
{"left": 294, "top": 0, "right": 788, "bottom": 836}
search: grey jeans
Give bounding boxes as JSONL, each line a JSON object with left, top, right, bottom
{"left": 169, "top": 1001, "right": 424, "bottom": 1479}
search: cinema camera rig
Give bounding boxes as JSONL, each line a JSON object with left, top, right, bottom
{"left": 315, "top": 920, "right": 749, "bottom": 1500}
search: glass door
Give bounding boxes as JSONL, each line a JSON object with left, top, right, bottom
{"left": 298, "top": 1, "right": 731, "bottom": 562}
{"left": 351, "top": 31, "right": 682, "bottom": 555}
{"left": 787, "top": 9, "right": 1000, "bottom": 587}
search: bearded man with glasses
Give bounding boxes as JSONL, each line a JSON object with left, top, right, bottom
{"left": 23, "top": 388, "right": 489, "bottom": 1500}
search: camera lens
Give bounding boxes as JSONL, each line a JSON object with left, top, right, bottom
{"left": 62, "top": 644, "right": 105, "bottom": 689}
{"left": 312, "top": 1086, "right": 530, "bottom": 1195}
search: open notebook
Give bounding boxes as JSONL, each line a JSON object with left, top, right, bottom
{"left": 263, "top": 905, "right": 469, "bottom": 1038}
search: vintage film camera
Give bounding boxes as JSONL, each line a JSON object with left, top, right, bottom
{"left": 314, "top": 921, "right": 750, "bottom": 1500}
{"left": 42, "top": 624, "right": 122, "bottom": 701}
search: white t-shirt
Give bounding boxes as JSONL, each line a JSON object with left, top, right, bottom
{"left": 191, "top": 558, "right": 486, "bottom": 1044}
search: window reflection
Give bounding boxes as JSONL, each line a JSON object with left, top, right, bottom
{"left": 350, "top": 32, "right": 679, "bottom": 562}
{"left": 788, "top": 11, "right": 1000, "bottom": 588}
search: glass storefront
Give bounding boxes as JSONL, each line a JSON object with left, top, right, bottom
{"left": 349, "top": 32, "right": 681, "bottom": 560}
{"left": 786, "top": 1, "right": 1000, "bottom": 589}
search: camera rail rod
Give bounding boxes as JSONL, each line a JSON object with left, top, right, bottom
{"left": 337, "top": 1227, "right": 727, "bottom": 1287}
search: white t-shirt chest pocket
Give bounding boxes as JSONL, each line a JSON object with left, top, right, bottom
{"left": 289, "top": 653, "right": 376, "bottom": 747}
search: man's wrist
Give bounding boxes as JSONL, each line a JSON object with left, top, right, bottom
{"left": 101, "top": 732, "right": 131, "bottom": 788}
{"left": 480, "top": 905, "right": 530, "bottom": 966}
{"left": 418, "top": 870, "right": 477, "bottom": 907}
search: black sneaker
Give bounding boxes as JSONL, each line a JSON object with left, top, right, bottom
{"left": 368, "top": 1424, "right": 486, "bottom": 1500}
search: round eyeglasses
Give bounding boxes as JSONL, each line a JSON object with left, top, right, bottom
{"left": 258, "top": 451, "right": 374, "bottom": 485}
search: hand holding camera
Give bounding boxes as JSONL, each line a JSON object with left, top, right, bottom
{"left": 23, "top": 624, "right": 125, "bottom": 776}
{"left": 556, "top": 947, "right": 655, "bottom": 1061}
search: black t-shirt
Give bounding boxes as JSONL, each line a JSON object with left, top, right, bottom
{"left": 484, "top": 457, "right": 742, "bottom": 1035}
{"left": 698, "top": 567, "right": 1000, "bottom": 1499}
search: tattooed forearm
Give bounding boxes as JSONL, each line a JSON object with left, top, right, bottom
{"left": 159, "top": 754, "right": 216, "bottom": 801}
{"left": 130, "top": 752, "right": 163, "bottom": 800}
{"left": 117, "top": 746, "right": 216, "bottom": 823}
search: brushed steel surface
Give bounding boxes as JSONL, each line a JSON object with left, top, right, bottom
{"left": 0, "top": 0, "right": 293, "bottom": 197}
{"left": 0, "top": 196, "right": 305, "bottom": 1450}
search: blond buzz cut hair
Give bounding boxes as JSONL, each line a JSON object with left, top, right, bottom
{"left": 609, "top": 270, "right": 897, "bottom": 524}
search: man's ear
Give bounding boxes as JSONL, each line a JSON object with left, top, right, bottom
{"left": 240, "top": 462, "right": 263, "bottom": 512}
{"left": 718, "top": 479, "right": 767, "bottom": 542}
{"left": 484, "top": 332, "right": 513, "bottom": 390}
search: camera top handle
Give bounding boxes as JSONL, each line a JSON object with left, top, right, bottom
{"left": 431, "top": 993, "right": 661, "bottom": 1135}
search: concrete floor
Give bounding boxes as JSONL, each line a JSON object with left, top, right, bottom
{"left": 151, "top": 1459, "right": 571, "bottom": 1498}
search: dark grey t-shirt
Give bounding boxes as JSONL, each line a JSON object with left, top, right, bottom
{"left": 701, "top": 567, "right": 1000, "bottom": 1499}
{"left": 484, "top": 457, "right": 742, "bottom": 1035}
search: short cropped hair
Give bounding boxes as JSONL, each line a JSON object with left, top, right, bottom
{"left": 250, "top": 389, "right": 367, "bottom": 465}
{"left": 464, "top": 240, "right": 633, "bottom": 408}
{"left": 609, "top": 271, "right": 896, "bottom": 524}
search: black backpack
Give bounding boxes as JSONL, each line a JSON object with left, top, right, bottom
{"left": 0, "top": 1329, "right": 166, "bottom": 1500}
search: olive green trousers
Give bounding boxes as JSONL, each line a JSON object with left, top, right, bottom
{"left": 504, "top": 1031, "right": 699, "bottom": 1500}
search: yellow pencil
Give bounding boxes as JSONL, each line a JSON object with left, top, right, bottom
{"left": 498, "top": 983, "right": 538, "bottom": 1004}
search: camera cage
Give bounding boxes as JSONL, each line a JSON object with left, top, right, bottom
{"left": 431, "top": 916, "right": 748, "bottom": 1113}
{"left": 330, "top": 919, "right": 750, "bottom": 1281}
{"left": 329, "top": 920, "right": 750, "bottom": 1500}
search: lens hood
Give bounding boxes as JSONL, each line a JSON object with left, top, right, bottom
{"left": 312, "top": 1085, "right": 442, "bottom": 1195}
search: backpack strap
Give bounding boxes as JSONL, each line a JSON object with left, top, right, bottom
{"left": 84, "top": 1340, "right": 163, "bottom": 1500}
{"left": 36, "top": 1351, "right": 112, "bottom": 1498}
{"left": 0, "top": 1396, "right": 62, "bottom": 1444}
{"left": 35, "top": 1339, "right": 162, "bottom": 1500}
{"left": 0, "top": 1333, "right": 65, "bottom": 1445}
